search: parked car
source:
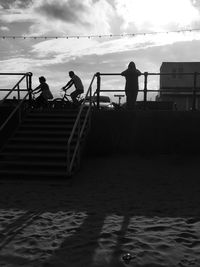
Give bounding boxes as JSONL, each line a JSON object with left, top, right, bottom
{"left": 84, "top": 95, "right": 114, "bottom": 110}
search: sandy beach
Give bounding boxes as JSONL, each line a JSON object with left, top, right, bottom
{"left": 0, "top": 154, "right": 200, "bottom": 267}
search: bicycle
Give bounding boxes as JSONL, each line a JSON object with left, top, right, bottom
{"left": 29, "top": 90, "right": 53, "bottom": 111}
{"left": 53, "top": 89, "right": 83, "bottom": 110}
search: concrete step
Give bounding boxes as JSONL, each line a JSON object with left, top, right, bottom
{"left": 5, "top": 138, "right": 85, "bottom": 150}
{"left": 2, "top": 143, "right": 76, "bottom": 152}
{"left": 14, "top": 129, "right": 72, "bottom": 137}
{"left": 0, "top": 169, "right": 71, "bottom": 179}
{"left": 23, "top": 118, "right": 79, "bottom": 125}
{"left": 0, "top": 158, "right": 78, "bottom": 178}
{"left": 28, "top": 108, "right": 87, "bottom": 117}
{"left": 0, "top": 160, "right": 67, "bottom": 168}
{"left": 0, "top": 106, "right": 89, "bottom": 178}
{"left": 9, "top": 136, "right": 70, "bottom": 143}
{"left": 27, "top": 112, "right": 86, "bottom": 119}
{"left": 19, "top": 124, "right": 74, "bottom": 130}
{"left": 0, "top": 151, "right": 67, "bottom": 160}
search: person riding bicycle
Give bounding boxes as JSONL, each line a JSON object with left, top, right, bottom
{"left": 62, "top": 71, "right": 84, "bottom": 105}
{"left": 32, "top": 76, "right": 53, "bottom": 109}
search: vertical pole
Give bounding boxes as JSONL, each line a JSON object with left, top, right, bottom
{"left": 143, "top": 72, "right": 148, "bottom": 110}
{"left": 17, "top": 84, "right": 21, "bottom": 124}
{"left": 28, "top": 72, "right": 33, "bottom": 105}
{"left": 77, "top": 118, "right": 81, "bottom": 169}
{"left": 96, "top": 72, "right": 101, "bottom": 110}
{"left": 67, "top": 143, "right": 70, "bottom": 176}
{"left": 89, "top": 84, "right": 92, "bottom": 129}
{"left": 17, "top": 84, "right": 20, "bottom": 100}
{"left": 192, "top": 72, "right": 197, "bottom": 111}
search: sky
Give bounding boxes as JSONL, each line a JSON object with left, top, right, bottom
{"left": 1, "top": 0, "right": 200, "bottom": 101}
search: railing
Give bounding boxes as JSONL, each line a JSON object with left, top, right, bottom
{"left": 0, "top": 72, "right": 32, "bottom": 133}
{"left": 96, "top": 72, "right": 200, "bottom": 111}
{"left": 66, "top": 71, "right": 200, "bottom": 175}
{"left": 0, "top": 72, "right": 32, "bottom": 102}
{"left": 67, "top": 73, "right": 97, "bottom": 176}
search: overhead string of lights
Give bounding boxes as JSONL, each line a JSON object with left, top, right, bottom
{"left": 1, "top": 28, "right": 200, "bottom": 40}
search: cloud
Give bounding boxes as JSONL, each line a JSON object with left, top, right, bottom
{"left": 115, "top": 0, "right": 200, "bottom": 32}
{"left": 1, "top": 0, "right": 200, "bottom": 37}
{"left": 0, "top": 0, "right": 32, "bottom": 9}
{"left": 0, "top": 0, "right": 16, "bottom": 9}
{"left": 34, "top": 0, "right": 89, "bottom": 25}
{"left": 30, "top": 30, "right": 200, "bottom": 61}
{"left": 0, "top": 0, "right": 115, "bottom": 37}
{"left": 30, "top": 0, "right": 114, "bottom": 36}
{"left": 0, "top": 26, "right": 9, "bottom": 31}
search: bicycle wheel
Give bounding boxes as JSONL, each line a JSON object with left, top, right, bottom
{"left": 52, "top": 98, "right": 66, "bottom": 109}
{"left": 53, "top": 98, "right": 73, "bottom": 109}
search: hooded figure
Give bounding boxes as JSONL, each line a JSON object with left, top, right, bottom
{"left": 121, "top": 62, "right": 141, "bottom": 109}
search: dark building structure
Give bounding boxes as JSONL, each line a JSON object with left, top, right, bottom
{"left": 157, "top": 62, "right": 200, "bottom": 110}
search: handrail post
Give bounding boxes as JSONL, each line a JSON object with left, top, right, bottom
{"left": 88, "top": 84, "right": 92, "bottom": 129}
{"left": 96, "top": 72, "right": 101, "bottom": 110}
{"left": 192, "top": 72, "right": 197, "bottom": 111}
{"left": 28, "top": 72, "right": 33, "bottom": 105}
{"left": 17, "top": 84, "right": 20, "bottom": 100}
{"left": 77, "top": 118, "right": 81, "bottom": 168}
{"left": 17, "top": 84, "right": 21, "bottom": 123}
{"left": 67, "top": 142, "right": 70, "bottom": 176}
{"left": 143, "top": 72, "right": 148, "bottom": 110}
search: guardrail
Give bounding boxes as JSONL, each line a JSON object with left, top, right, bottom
{"left": 96, "top": 72, "right": 200, "bottom": 110}
{"left": 67, "top": 71, "right": 200, "bottom": 175}
{"left": 0, "top": 72, "right": 32, "bottom": 135}
{"left": 0, "top": 72, "right": 32, "bottom": 102}
{"left": 67, "top": 74, "right": 97, "bottom": 176}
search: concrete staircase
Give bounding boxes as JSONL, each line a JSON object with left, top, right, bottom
{"left": 0, "top": 108, "right": 88, "bottom": 179}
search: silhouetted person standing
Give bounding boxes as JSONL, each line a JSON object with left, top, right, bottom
{"left": 62, "top": 71, "right": 84, "bottom": 105}
{"left": 121, "top": 62, "right": 141, "bottom": 110}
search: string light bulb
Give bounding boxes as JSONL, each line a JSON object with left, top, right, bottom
{"left": 0, "top": 28, "right": 200, "bottom": 40}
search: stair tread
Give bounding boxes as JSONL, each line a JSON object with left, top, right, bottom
{"left": 23, "top": 119, "right": 78, "bottom": 123}
{"left": 0, "top": 107, "right": 89, "bottom": 177}
{"left": 15, "top": 130, "right": 72, "bottom": 135}
{"left": 20, "top": 124, "right": 74, "bottom": 128}
{"left": 4, "top": 144, "right": 76, "bottom": 149}
{"left": 0, "top": 151, "right": 67, "bottom": 157}
{"left": 0, "top": 160, "right": 68, "bottom": 166}
{"left": 0, "top": 169, "right": 70, "bottom": 177}
{"left": 10, "top": 137, "right": 69, "bottom": 141}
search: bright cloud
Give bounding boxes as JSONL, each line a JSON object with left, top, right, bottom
{"left": 0, "top": 0, "right": 115, "bottom": 36}
{"left": 115, "top": 0, "right": 200, "bottom": 32}
{"left": 30, "top": 0, "right": 114, "bottom": 36}
{"left": 0, "top": 26, "right": 9, "bottom": 31}
{"left": 31, "top": 30, "right": 200, "bottom": 61}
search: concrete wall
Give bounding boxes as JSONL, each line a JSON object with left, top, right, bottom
{"left": 160, "top": 62, "right": 200, "bottom": 88}
{"left": 86, "top": 110, "right": 200, "bottom": 155}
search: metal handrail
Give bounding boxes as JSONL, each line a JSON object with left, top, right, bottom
{"left": 1, "top": 75, "right": 26, "bottom": 104}
{"left": 0, "top": 72, "right": 32, "bottom": 104}
{"left": 67, "top": 73, "right": 97, "bottom": 175}
{"left": 97, "top": 72, "right": 200, "bottom": 110}
{"left": 0, "top": 73, "right": 30, "bottom": 75}
{"left": 0, "top": 72, "right": 32, "bottom": 133}
{"left": 0, "top": 91, "right": 30, "bottom": 132}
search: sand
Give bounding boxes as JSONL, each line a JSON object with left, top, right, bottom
{"left": 0, "top": 154, "right": 200, "bottom": 267}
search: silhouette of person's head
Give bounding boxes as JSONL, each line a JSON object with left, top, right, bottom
{"left": 69, "top": 71, "right": 75, "bottom": 78}
{"left": 128, "top": 62, "right": 136, "bottom": 70}
{"left": 39, "top": 76, "right": 46, "bottom": 83}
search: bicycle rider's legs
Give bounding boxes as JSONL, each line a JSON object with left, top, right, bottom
{"left": 70, "top": 90, "right": 82, "bottom": 105}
